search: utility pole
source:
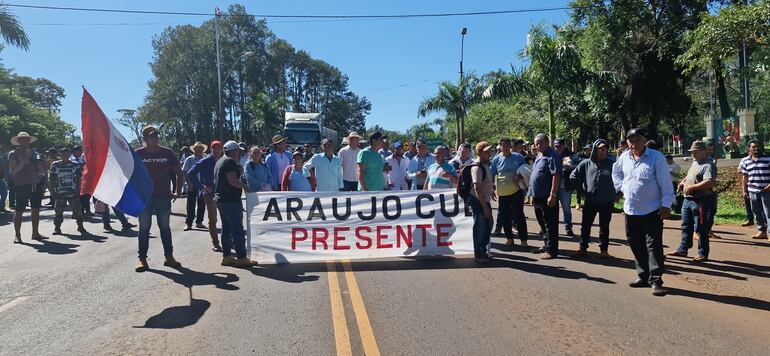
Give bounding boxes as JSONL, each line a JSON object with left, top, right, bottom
{"left": 458, "top": 27, "right": 467, "bottom": 147}
{"left": 215, "top": 7, "right": 224, "bottom": 140}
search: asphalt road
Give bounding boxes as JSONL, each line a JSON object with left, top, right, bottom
{"left": 2, "top": 198, "right": 770, "bottom": 355}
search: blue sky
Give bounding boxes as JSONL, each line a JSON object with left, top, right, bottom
{"left": 2, "top": 0, "right": 572, "bottom": 138}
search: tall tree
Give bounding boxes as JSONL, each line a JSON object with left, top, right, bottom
{"left": 417, "top": 74, "right": 486, "bottom": 146}
{"left": 0, "top": 5, "right": 29, "bottom": 50}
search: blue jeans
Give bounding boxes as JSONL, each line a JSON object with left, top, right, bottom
{"left": 678, "top": 197, "right": 715, "bottom": 257}
{"left": 138, "top": 196, "right": 173, "bottom": 259}
{"left": 748, "top": 191, "right": 770, "bottom": 232}
{"left": 342, "top": 180, "right": 358, "bottom": 192}
{"left": 102, "top": 206, "right": 130, "bottom": 227}
{"left": 217, "top": 201, "right": 247, "bottom": 259}
{"left": 0, "top": 179, "right": 7, "bottom": 210}
{"left": 558, "top": 190, "right": 573, "bottom": 231}
{"left": 468, "top": 195, "right": 492, "bottom": 257}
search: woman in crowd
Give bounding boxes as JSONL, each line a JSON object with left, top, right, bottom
{"left": 281, "top": 150, "right": 316, "bottom": 192}
{"left": 244, "top": 146, "right": 272, "bottom": 192}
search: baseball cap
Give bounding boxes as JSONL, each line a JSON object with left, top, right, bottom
{"left": 223, "top": 140, "right": 240, "bottom": 152}
{"left": 369, "top": 131, "right": 387, "bottom": 141}
{"left": 142, "top": 125, "right": 159, "bottom": 137}
{"left": 392, "top": 141, "right": 403, "bottom": 149}
{"left": 210, "top": 140, "right": 223, "bottom": 149}
{"left": 626, "top": 128, "right": 646, "bottom": 139}
{"left": 553, "top": 139, "right": 565, "bottom": 146}
{"left": 321, "top": 138, "right": 331, "bottom": 146}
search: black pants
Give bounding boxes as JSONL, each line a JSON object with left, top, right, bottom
{"left": 80, "top": 194, "right": 92, "bottom": 214}
{"left": 533, "top": 196, "right": 559, "bottom": 255}
{"left": 625, "top": 212, "right": 665, "bottom": 285}
{"left": 579, "top": 201, "right": 612, "bottom": 251}
{"left": 498, "top": 190, "right": 528, "bottom": 241}
{"left": 185, "top": 188, "right": 205, "bottom": 226}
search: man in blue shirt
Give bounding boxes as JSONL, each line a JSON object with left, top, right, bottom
{"left": 265, "top": 135, "right": 291, "bottom": 191}
{"left": 612, "top": 128, "right": 674, "bottom": 296}
{"left": 304, "top": 138, "right": 344, "bottom": 192}
{"left": 188, "top": 140, "right": 224, "bottom": 252}
{"left": 407, "top": 139, "right": 435, "bottom": 190}
{"left": 491, "top": 138, "right": 528, "bottom": 248}
{"left": 528, "top": 133, "right": 562, "bottom": 260}
{"left": 740, "top": 139, "right": 770, "bottom": 241}
{"left": 182, "top": 141, "right": 207, "bottom": 231}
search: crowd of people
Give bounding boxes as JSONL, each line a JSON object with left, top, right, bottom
{"left": 3, "top": 125, "right": 767, "bottom": 297}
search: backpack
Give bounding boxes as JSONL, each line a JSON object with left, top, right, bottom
{"left": 457, "top": 162, "right": 487, "bottom": 200}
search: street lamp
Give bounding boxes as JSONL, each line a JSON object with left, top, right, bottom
{"left": 217, "top": 51, "right": 255, "bottom": 139}
{"left": 458, "top": 27, "right": 467, "bottom": 146}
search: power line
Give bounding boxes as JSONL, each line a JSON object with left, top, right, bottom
{"left": 6, "top": 3, "right": 580, "bottom": 19}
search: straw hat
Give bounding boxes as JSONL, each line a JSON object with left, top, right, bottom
{"left": 272, "top": 135, "right": 287, "bottom": 145}
{"left": 10, "top": 132, "right": 37, "bottom": 145}
{"left": 346, "top": 131, "right": 363, "bottom": 140}
{"left": 189, "top": 141, "right": 208, "bottom": 152}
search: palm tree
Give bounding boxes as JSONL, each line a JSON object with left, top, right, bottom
{"left": 418, "top": 74, "right": 486, "bottom": 146}
{"left": 406, "top": 122, "right": 435, "bottom": 141}
{"left": 0, "top": 5, "right": 30, "bottom": 50}
{"left": 487, "top": 24, "right": 583, "bottom": 139}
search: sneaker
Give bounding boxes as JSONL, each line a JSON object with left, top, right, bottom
{"left": 565, "top": 229, "right": 575, "bottom": 237}
{"left": 212, "top": 243, "right": 223, "bottom": 252}
{"left": 184, "top": 225, "right": 193, "bottom": 231}
{"left": 599, "top": 250, "right": 611, "bottom": 259}
{"left": 103, "top": 224, "right": 114, "bottom": 231}
{"left": 163, "top": 256, "right": 182, "bottom": 268}
{"left": 651, "top": 283, "right": 666, "bottom": 296}
{"left": 571, "top": 249, "right": 588, "bottom": 258}
{"left": 195, "top": 223, "right": 208, "bottom": 229}
{"left": 31, "top": 234, "right": 48, "bottom": 241}
{"left": 13, "top": 236, "right": 22, "bottom": 244}
{"left": 628, "top": 279, "right": 649, "bottom": 288}
{"left": 121, "top": 224, "right": 134, "bottom": 231}
{"left": 221, "top": 256, "right": 238, "bottom": 266}
{"left": 741, "top": 220, "right": 754, "bottom": 227}
{"left": 53, "top": 228, "right": 62, "bottom": 235}
{"left": 474, "top": 255, "right": 492, "bottom": 264}
{"left": 234, "top": 258, "right": 259, "bottom": 267}
{"left": 135, "top": 259, "right": 149, "bottom": 272}
{"left": 751, "top": 232, "right": 767, "bottom": 240}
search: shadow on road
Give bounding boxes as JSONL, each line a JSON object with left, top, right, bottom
{"left": 62, "top": 232, "right": 107, "bottom": 243}
{"left": 134, "top": 287, "right": 210, "bottom": 329}
{"left": 20, "top": 239, "right": 79, "bottom": 254}
{"left": 248, "top": 264, "right": 321, "bottom": 283}
{"left": 148, "top": 266, "right": 240, "bottom": 291}
{"left": 666, "top": 286, "right": 770, "bottom": 312}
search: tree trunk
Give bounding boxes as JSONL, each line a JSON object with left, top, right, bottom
{"left": 714, "top": 61, "right": 732, "bottom": 119}
{"left": 548, "top": 93, "right": 556, "bottom": 140}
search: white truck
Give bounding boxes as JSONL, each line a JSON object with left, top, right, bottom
{"left": 283, "top": 112, "right": 338, "bottom": 151}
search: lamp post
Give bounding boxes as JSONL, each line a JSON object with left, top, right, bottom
{"left": 458, "top": 27, "right": 467, "bottom": 146}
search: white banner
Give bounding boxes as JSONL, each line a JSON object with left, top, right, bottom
{"left": 246, "top": 190, "right": 475, "bottom": 264}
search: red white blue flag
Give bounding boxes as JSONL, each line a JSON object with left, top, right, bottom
{"left": 80, "top": 88, "right": 152, "bottom": 217}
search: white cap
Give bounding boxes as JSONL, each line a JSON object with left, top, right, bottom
{"left": 223, "top": 140, "right": 240, "bottom": 152}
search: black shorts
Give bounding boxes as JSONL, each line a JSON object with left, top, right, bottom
{"left": 14, "top": 184, "right": 43, "bottom": 210}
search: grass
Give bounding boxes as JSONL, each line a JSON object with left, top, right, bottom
{"left": 571, "top": 167, "right": 748, "bottom": 226}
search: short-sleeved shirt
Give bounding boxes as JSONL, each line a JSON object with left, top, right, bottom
{"left": 528, "top": 147, "right": 562, "bottom": 198}
{"left": 8, "top": 148, "right": 40, "bottom": 185}
{"left": 426, "top": 162, "right": 457, "bottom": 189}
{"left": 491, "top": 152, "right": 525, "bottom": 197}
{"left": 740, "top": 155, "right": 770, "bottom": 194}
{"left": 136, "top": 146, "right": 179, "bottom": 197}
{"left": 470, "top": 161, "right": 493, "bottom": 201}
{"left": 357, "top": 147, "right": 385, "bottom": 191}
{"left": 683, "top": 158, "right": 716, "bottom": 198}
{"left": 182, "top": 154, "right": 204, "bottom": 173}
{"left": 214, "top": 156, "right": 242, "bottom": 203}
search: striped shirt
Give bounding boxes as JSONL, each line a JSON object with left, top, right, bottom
{"left": 740, "top": 155, "right": 770, "bottom": 193}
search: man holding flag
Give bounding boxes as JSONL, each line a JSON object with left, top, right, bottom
{"left": 134, "top": 126, "right": 184, "bottom": 272}
{"left": 80, "top": 88, "right": 178, "bottom": 272}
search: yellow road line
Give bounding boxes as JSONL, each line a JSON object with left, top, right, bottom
{"left": 327, "top": 261, "right": 352, "bottom": 356}
{"left": 342, "top": 260, "right": 381, "bottom": 356}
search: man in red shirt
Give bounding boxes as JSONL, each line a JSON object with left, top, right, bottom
{"left": 134, "top": 126, "right": 185, "bottom": 272}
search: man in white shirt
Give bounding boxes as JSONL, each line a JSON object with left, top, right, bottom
{"left": 304, "top": 139, "right": 343, "bottom": 192}
{"left": 338, "top": 131, "right": 362, "bottom": 191}
{"left": 386, "top": 141, "right": 410, "bottom": 190}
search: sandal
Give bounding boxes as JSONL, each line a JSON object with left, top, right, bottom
{"left": 541, "top": 252, "right": 556, "bottom": 260}
{"left": 13, "top": 236, "right": 22, "bottom": 244}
